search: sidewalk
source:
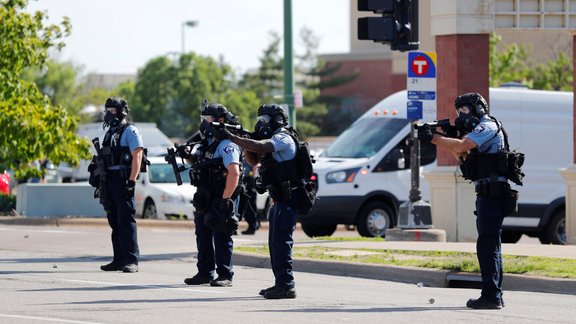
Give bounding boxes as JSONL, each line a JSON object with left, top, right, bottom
{"left": 2, "top": 216, "right": 576, "bottom": 295}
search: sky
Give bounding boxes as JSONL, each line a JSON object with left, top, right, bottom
{"left": 26, "top": 0, "right": 350, "bottom": 75}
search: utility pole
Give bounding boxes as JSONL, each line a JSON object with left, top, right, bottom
{"left": 283, "top": 0, "right": 295, "bottom": 127}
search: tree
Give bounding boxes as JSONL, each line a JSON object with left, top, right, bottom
{"left": 529, "top": 52, "right": 573, "bottom": 91}
{"left": 0, "top": 0, "right": 91, "bottom": 180}
{"left": 239, "top": 31, "right": 284, "bottom": 103}
{"left": 489, "top": 33, "right": 573, "bottom": 91}
{"left": 132, "top": 53, "right": 258, "bottom": 138}
{"left": 489, "top": 33, "right": 530, "bottom": 88}
{"left": 295, "top": 27, "right": 357, "bottom": 137}
{"left": 22, "top": 59, "right": 83, "bottom": 113}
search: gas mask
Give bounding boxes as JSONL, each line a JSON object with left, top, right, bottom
{"left": 455, "top": 109, "right": 480, "bottom": 134}
{"left": 255, "top": 114, "right": 274, "bottom": 139}
{"left": 103, "top": 110, "right": 121, "bottom": 129}
{"left": 199, "top": 117, "right": 215, "bottom": 138}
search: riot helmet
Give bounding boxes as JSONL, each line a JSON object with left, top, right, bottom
{"left": 454, "top": 92, "right": 487, "bottom": 134}
{"left": 255, "top": 104, "right": 288, "bottom": 139}
{"left": 103, "top": 97, "right": 130, "bottom": 129}
{"left": 200, "top": 100, "right": 233, "bottom": 138}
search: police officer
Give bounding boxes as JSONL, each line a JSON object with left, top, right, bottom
{"left": 418, "top": 92, "right": 512, "bottom": 309}
{"left": 183, "top": 102, "right": 241, "bottom": 287}
{"left": 99, "top": 97, "right": 143, "bottom": 273}
{"left": 216, "top": 104, "right": 299, "bottom": 299}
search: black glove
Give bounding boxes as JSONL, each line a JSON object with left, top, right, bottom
{"left": 218, "top": 198, "right": 234, "bottom": 215}
{"left": 215, "top": 128, "right": 232, "bottom": 141}
{"left": 176, "top": 144, "right": 192, "bottom": 159}
{"left": 125, "top": 180, "right": 136, "bottom": 199}
{"left": 254, "top": 177, "right": 267, "bottom": 194}
{"left": 417, "top": 124, "right": 434, "bottom": 144}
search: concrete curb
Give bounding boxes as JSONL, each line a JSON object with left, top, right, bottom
{"left": 233, "top": 251, "right": 449, "bottom": 288}
{"left": 232, "top": 251, "right": 576, "bottom": 295}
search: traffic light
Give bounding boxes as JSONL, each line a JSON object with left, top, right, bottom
{"left": 357, "top": 0, "right": 419, "bottom": 52}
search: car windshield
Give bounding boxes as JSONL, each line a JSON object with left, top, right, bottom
{"left": 321, "top": 118, "right": 409, "bottom": 158}
{"left": 148, "top": 163, "right": 191, "bottom": 184}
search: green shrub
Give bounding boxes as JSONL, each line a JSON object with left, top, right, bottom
{"left": 0, "top": 193, "right": 16, "bottom": 213}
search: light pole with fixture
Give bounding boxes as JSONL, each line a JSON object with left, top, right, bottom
{"left": 181, "top": 20, "right": 198, "bottom": 54}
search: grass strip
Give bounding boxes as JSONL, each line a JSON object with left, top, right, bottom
{"left": 236, "top": 245, "right": 576, "bottom": 279}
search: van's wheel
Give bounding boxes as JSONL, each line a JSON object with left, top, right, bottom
{"left": 501, "top": 231, "right": 522, "bottom": 244}
{"left": 540, "top": 210, "right": 566, "bottom": 245}
{"left": 301, "top": 223, "right": 337, "bottom": 238}
{"left": 356, "top": 202, "right": 393, "bottom": 237}
{"left": 143, "top": 199, "right": 158, "bottom": 219}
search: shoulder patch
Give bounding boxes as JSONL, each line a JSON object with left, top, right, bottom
{"left": 475, "top": 125, "right": 486, "bottom": 134}
{"left": 223, "top": 145, "right": 235, "bottom": 154}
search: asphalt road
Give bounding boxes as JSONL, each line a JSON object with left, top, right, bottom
{"left": 0, "top": 223, "right": 574, "bottom": 324}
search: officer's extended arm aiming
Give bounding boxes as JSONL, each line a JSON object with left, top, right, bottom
{"left": 227, "top": 134, "right": 276, "bottom": 154}
{"left": 243, "top": 150, "right": 262, "bottom": 166}
{"left": 431, "top": 135, "right": 477, "bottom": 154}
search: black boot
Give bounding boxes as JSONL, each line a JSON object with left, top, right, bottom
{"left": 259, "top": 285, "right": 276, "bottom": 296}
{"left": 210, "top": 276, "right": 232, "bottom": 287}
{"left": 100, "top": 262, "right": 123, "bottom": 271}
{"left": 263, "top": 286, "right": 296, "bottom": 299}
{"left": 466, "top": 297, "right": 502, "bottom": 310}
{"left": 242, "top": 227, "right": 257, "bottom": 235}
{"left": 184, "top": 273, "right": 212, "bottom": 285}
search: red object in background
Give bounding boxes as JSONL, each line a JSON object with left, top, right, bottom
{"left": 0, "top": 172, "right": 10, "bottom": 195}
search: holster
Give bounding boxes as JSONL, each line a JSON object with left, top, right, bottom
{"left": 193, "top": 190, "right": 211, "bottom": 214}
{"left": 475, "top": 179, "right": 517, "bottom": 215}
{"left": 475, "top": 181, "right": 507, "bottom": 199}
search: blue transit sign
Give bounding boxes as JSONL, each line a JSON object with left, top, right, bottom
{"left": 407, "top": 100, "right": 423, "bottom": 120}
{"left": 407, "top": 52, "right": 437, "bottom": 78}
{"left": 406, "top": 51, "right": 437, "bottom": 122}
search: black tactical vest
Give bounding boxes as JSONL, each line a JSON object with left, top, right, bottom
{"left": 460, "top": 116, "right": 525, "bottom": 186}
{"left": 258, "top": 131, "right": 301, "bottom": 202}
{"left": 102, "top": 124, "right": 133, "bottom": 168}
{"left": 189, "top": 141, "right": 243, "bottom": 197}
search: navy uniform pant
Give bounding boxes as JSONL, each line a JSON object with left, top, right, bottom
{"left": 105, "top": 172, "right": 139, "bottom": 266}
{"left": 193, "top": 202, "right": 234, "bottom": 280}
{"left": 475, "top": 194, "right": 505, "bottom": 304}
{"left": 268, "top": 195, "right": 298, "bottom": 289}
{"left": 243, "top": 177, "right": 259, "bottom": 229}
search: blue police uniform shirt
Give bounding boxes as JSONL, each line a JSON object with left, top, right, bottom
{"left": 108, "top": 124, "right": 143, "bottom": 170}
{"left": 211, "top": 139, "right": 241, "bottom": 167}
{"left": 118, "top": 125, "right": 144, "bottom": 152}
{"left": 269, "top": 129, "right": 296, "bottom": 162}
{"left": 465, "top": 115, "right": 507, "bottom": 182}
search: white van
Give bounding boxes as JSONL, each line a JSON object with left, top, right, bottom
{"left": 299, "top": 87, "right": 572, "bottom": 245}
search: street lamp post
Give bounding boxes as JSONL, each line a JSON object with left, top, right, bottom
{"left": 181, "top": 20, "right": 198, "bottom": 54}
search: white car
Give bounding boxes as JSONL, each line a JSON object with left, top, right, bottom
{"left": 135, "top": 156, "right": 196, "bottom": 220}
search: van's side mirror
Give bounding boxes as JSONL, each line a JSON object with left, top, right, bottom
{"left": 397, "top": 155, "right": 406, "bottom": 169}
{"left": 375, "top": 147, "right": 406, "bottom": 172}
